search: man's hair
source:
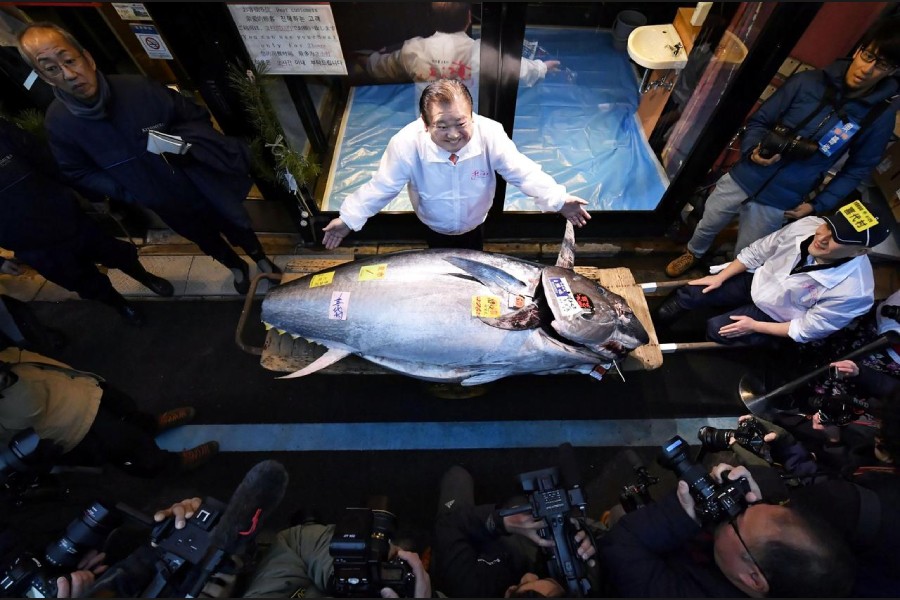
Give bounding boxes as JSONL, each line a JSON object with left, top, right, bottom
{"left": 858, "top": 16, "right": 900, "bottom": 68}
{"left": 754, "top": 507, "right": 855, "bottom": 597}
{"left": 432, "top": 2, "right": 471, "bottom": 34}
{"left": 419, "top": 79, "right": 473, "bottom": 125}
{"left": 16, "top": 21, "right": 85, "bottom": 69}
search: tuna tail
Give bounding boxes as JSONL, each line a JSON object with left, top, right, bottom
{"left": 555, "top": 222, "right": 575, "bottom": 269}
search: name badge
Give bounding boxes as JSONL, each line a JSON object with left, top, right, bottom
{"left": 818, "top": 120, "right": 860, "bottom": 157}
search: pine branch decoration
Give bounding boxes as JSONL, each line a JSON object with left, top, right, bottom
{"left": 226, "top": 61, "right": 320, "bottom": 192}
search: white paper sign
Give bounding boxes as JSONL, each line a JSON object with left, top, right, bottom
{"left": 130, "top": 24, "right": 173, "bottom": 60}
{"left": 228, "top": 4, "right": 347, "bottom": 75}
{"left": 113, "top": 3, "right": 153, "bottom": 21}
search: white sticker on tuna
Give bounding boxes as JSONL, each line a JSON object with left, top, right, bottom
{"left": 329, "top": 291, "right": 350, "bottom": 320}
{"left": 548, "top": 277, "right": 582, "bottom": 317}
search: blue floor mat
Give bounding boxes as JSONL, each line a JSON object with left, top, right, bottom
{"left": 324, "top": 27, "right": 668, "bottom": 213}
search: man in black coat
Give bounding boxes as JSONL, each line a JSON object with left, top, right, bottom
{"left": 0, "top": 118, "right": 172, "bottom": 325}
{"left": 16, "top": 22, "right": 279, "bottom": 295}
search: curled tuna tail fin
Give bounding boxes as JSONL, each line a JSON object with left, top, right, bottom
{"left": 555, "top": 221, "right": 575, "bottom": 269}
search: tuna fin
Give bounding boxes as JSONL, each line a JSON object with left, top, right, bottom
{"left": 555, "top": 221, "right": 575, "bottom": 269}
{"left": 480, "top": 303, "right": 542, "bottom": 330}
{"left": 443, "top": 257, "right": 528, "bottom": 294}
{"left": 460, "top": 371, "right": 504, "bottom": 385}
{"left": 276, "top": 347, "right": 351, "bottom": 379}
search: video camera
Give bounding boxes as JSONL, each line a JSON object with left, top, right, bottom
{"left": 0, "top": 500, "right": 119, "bottom": 598}
{"left": 697, "top": 420, "right": 772, "bottom": 463}
{"left": 659, "top": 436, "right": 751, "bottom": 527}
{"left": 757, "top": 125, "right": 819, "bottom": 161}
{"left": 85, "top": 460, "right": 288, "bottom": 599}
{"left": 500, "top": 444, "right": 593, "bottom": 597}
{"left": 328, "top": 508, "right": 415, "bottom": 597}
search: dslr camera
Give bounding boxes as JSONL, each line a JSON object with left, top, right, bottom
{"left": 698, "top": 420, "right": 771, "bottom": 463}
{"left": 757, "top": 125, "right": 819, "bottom": 161}
{"left": 501, "top": 463, "right": 592, "bottom": 597}
{"left": 659, "top": 436, "right": 751, "bottom": 527}
{"left": 809, "top": 393, "right": 869, "bottom": 427}
{"left": 0, "top": 500, "right": 119, "bottom": 598}
{"left": 329, "top": 508, "right": 415, "bottom": 598}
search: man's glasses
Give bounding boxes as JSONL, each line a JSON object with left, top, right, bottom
{"left": 858, "top": 48, "right": 897, "bottom": 72}
{"left": 730, "top": 516, "right": 769, "bottom": 584}
{"left": 38, "top": 54, "right": 84, "bottom": 79}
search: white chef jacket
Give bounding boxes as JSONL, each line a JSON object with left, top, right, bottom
{"left": 338, "top": 114, "right": 567, "bottom": 235}
{"left": 366, "top": 31, "right": 549, "bottom": 88}
{"left": 736, "top": 217, "right": 875, "bottom": 343}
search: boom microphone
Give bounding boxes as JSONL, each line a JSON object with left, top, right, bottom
{"left": 210, "top": 459, "right": 289, "bottom": 553}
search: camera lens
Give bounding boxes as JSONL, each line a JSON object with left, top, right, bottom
{"left": 697, "top": 427, "right": 735, "bottom": 452}
{"left": 44, "top": 500, "right": 118, "bottom": 568}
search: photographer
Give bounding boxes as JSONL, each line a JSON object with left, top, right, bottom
{"left": 597, "top": 462, "right": 854, "bottom": 597}
{"left": 0, "top": 347, "right": 218, "bottom": 477}
{"left": 723, "top": 404, "right": 900, "bottom": 596}
{"left": 431, "top": 465, "right": 599, "bottom": 598}
{"left": 666, "top": 16, "right": 899, "bottom": 278}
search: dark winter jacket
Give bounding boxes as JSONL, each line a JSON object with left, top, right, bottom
{"left": 43, "top": 74, "right": 253, "bottom": 227}
{"left": 731, "top": 60, "right": 898, "bottom": 212}
{"left": 597, "top": 493, "right": 745, "bottom": 597}
{"left": 432, "top": 503, "right": 541, "bottom": 598}
{"left": 0, "top": 119, "right": 83, "bottom": 251}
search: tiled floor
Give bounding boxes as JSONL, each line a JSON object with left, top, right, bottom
{"left": 1, "top": 254, "right": 296, "bottom": 302}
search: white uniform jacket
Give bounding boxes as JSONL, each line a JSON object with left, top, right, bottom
{"left": 736, "top": 217, "right": 874, "bottom": 343}
{"left": 339, "top": 114, "right": 567, "bottom": 235}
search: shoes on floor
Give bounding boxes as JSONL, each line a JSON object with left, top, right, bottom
{"left": 231, "top": 262, "right": 250, "bottom": 295}
{"left": 178, "top": 441, "right": 219, "bottom": 471}
{"left": 256, "top": 258, "right": 282, "bottom": 275}
{"left": 654, "top": 293, "right": 686, "bottom": 327}
{"left": 140, "top": 273, "right": 175, "bottom": 297}
{"left": 665, "top": 251, "right": 699, "bottom": 278}
{"left": 156, "top": 406, "right": 196, "bottom": 433}
{"left": 117, "top": 302, "right": 146, "bottom": 327}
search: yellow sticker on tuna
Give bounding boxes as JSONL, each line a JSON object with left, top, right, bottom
{"left": 838, "top": 200, "right": 878, "bottom": 232}
{"left": 472, "top": 295, "right": 502, "bottom": 318}
{"left": 309, "top": 272, "right": 335, "bottom": 288}
{"left": 358, "top": 264, "right": 388, "bottom": 281}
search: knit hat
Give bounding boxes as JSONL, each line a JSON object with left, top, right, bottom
{"left": 823, "top": 200, "right": 892, "bottom": 247}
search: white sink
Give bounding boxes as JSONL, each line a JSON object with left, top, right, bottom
{"left": 627, "top": 24, "right": 687, "bottom": 70}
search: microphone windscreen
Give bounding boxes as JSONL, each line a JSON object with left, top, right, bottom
{"left": 210, "top": 460, "right": 289, "bottom": 551}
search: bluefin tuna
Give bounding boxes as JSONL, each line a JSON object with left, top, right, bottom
{"left": 261, "top": 223, "right": 649, "bottom": 384}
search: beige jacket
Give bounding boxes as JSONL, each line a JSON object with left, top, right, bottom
{"left": 0, "top": 348, "right": 101, "bottom": 452}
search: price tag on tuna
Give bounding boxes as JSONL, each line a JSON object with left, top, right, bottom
{"left": 310, "top": 271, "right": 335, "bottom": 288}
{"left": 358, "top": 264, "right": 387, "bottom": 281}
{"left": 838, "top": 200, "right": 878, "bottom": 232}
{"left": 472, "top": 295, "right": 502, "bottom": 318}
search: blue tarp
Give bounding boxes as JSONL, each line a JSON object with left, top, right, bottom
{"left": 324, "top": 27, "right": 668, "bottom": 212}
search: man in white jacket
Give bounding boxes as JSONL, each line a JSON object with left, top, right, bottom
{"left": 654, "top": 200, "right": 891, "bottom": 346}
{"left": 362, "top": 2, "right": 558, "bottom": 98}
{"left": 323, "top": 78, "right": 589, "bottom": 250}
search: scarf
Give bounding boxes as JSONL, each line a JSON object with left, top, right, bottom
{"left": 52, "top": 70, "right": 111, "bottom": 120}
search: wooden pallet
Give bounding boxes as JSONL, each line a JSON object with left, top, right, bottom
{"left": 259, "top": 259, "right": 662, "bottom": 374}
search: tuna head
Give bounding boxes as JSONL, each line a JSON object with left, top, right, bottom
{"left": 541, "top": 266, "right": 649, "bottom": 360}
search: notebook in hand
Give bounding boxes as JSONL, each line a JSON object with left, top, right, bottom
{"left": 146, "top": 130, "right": 192, "bottom": 155}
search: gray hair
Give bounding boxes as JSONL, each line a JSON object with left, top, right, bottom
{"left": 16, "top": 21, "right": 86, "bottom": 68}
